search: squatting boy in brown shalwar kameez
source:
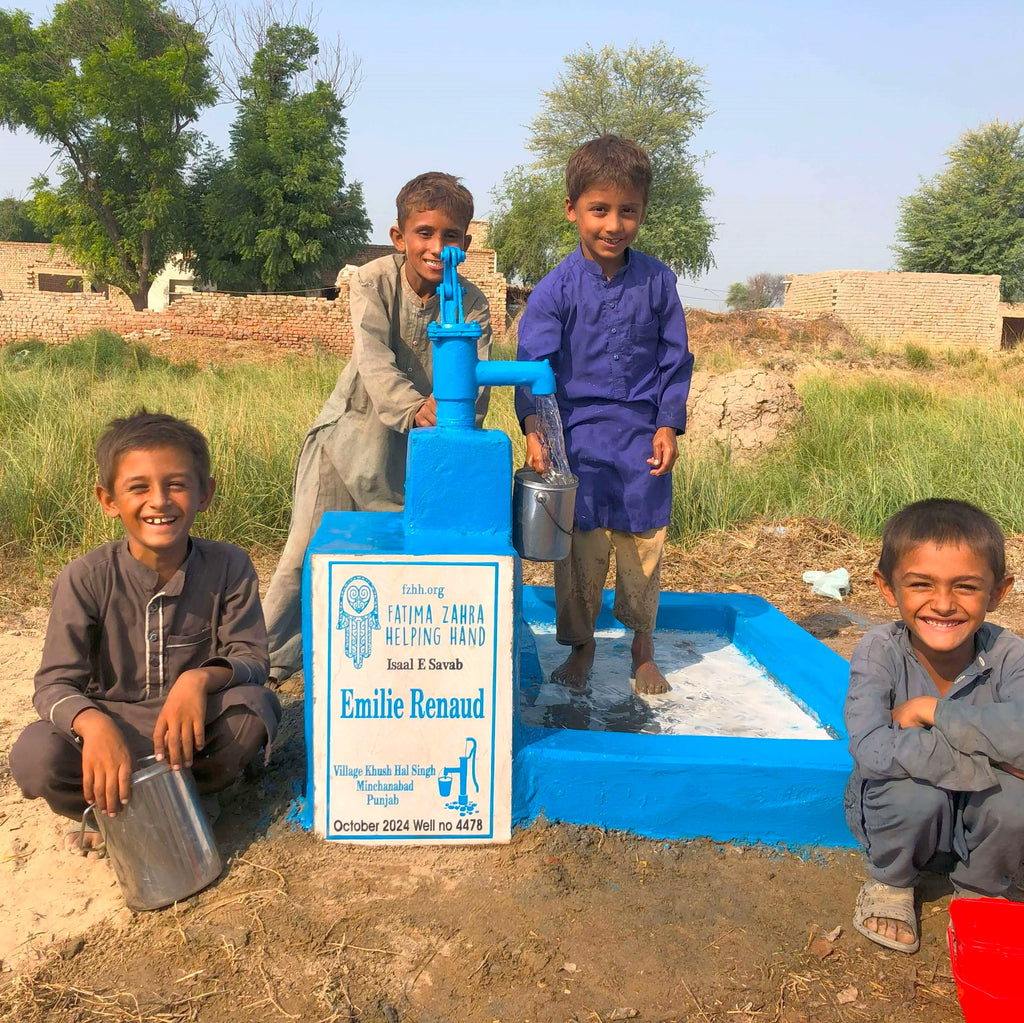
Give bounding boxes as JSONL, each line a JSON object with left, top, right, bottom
{"left": 10, "top": 412, "right": 281, "bottom": 853}
{"left": 262, "top": 172, "right": 492, "bottom": 681}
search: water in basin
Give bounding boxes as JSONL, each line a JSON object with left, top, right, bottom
{"left": 522, "top": 625, "right": 833, "bottom": 739}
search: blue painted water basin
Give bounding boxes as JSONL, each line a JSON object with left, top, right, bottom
{"left": 512, "top": 587, "right": 855, "bottom": 847}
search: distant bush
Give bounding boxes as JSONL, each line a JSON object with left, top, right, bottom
{"left": 1, "top": 330, "right": 173, "bottom": 377}
{"left": 945, "top": 347, "right": 981, "bottom": 367}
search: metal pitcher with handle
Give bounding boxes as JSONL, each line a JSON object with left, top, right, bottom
{"left": 512, "top": 468, "right": 578, "bottom": 562}
{"left": 82, "top": 755, "right": 221, "bottom": 911}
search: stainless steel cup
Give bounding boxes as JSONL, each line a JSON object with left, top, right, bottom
{"left": 512, "top": 468, "right": 578, "bottom": 562}
{"left": 83, "top": 755, "right": 222, "bottom": 911}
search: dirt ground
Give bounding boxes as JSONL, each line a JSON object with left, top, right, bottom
{"left": 2, "top": 318, "right": 1021, "bottom": 1022}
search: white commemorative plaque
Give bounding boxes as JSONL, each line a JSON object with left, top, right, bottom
{"left": 309, "top": 554, "right": 514, "bottom": 843}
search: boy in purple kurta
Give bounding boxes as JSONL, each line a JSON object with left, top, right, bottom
{"left": 514, "top": 135, "right": 693, "bottom": 695}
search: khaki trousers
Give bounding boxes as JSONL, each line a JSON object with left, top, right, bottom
{"left": 554, "top": 526, "right": 667, "bottom": 645}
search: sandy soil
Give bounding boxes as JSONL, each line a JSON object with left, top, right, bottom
{"left": 5, "top": 535, "right": 1024, "bottom": 1022}
{"left": 0, "top": 620, "right": 130, "bottom": 975}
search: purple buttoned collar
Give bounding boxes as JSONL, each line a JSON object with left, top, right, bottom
{"left": 571, "top": 245, "right": 633, "bottom": 280}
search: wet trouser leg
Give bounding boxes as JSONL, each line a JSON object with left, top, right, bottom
{"left": 554, "top": 527, "right": 666, "bottom": 644}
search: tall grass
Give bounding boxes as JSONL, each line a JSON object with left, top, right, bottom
{"left": 904, "top": 343, "right": 933, "bottom": 370}
{"left": 670, "top": 375, "right": 1024, "bottom": 539}
{"left": 0, "top": 332, "right": 340, "bottom": 562}
{"left": 4, "top": 333, "right": 1024, "bottom": 565}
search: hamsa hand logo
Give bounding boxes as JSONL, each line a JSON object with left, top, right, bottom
{"left": 336, "top": 575, "right": 379, "bottom": 669}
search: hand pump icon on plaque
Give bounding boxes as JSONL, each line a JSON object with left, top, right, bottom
{"left": 438, "top": 738, "right": 479, "bottom": 816}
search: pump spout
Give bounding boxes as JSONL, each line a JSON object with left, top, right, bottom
{"left": 429, "top": 245, "right": 556, "bottom": 428}
{"left": 475, "top": 358, "right": 555, "bottom": 396}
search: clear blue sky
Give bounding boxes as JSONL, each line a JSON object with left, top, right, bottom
{"left": 2, "top": 0, "right": 1022, "bottom": 309}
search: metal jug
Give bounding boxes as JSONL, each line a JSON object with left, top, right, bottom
{"left": 512, "top": 468, "right": 578, "bottom": 562}
{"left": 83, "top": 755, "right": 222, "bottom": 911}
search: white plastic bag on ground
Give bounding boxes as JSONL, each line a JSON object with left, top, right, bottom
{"left": 802, "top": 568, "right": 851, "bottom": 600}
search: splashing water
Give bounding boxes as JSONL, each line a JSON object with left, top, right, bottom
{"left": 534, "top": 394, "right": 575, "bottom": 485}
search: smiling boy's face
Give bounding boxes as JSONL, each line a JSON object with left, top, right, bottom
{"left": 566, "top": 182, "right": 646, "bottom": 278}
{"left": 875, "top": 540, "right": 1013, "bottom": 672}
{"left": 390, "top": 208, "right": 471, "bottom": 301}
{"left": 96, "top": 445, "right": 214, "bottom": 574}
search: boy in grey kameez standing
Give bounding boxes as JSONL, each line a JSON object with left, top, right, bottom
{"left": 846, "top": 499, "right": 1024, "bottom": 953}
{"left": 263, "top": 173, "right": 492, "bottom": 682}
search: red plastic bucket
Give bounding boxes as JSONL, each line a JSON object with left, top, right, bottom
{"left": 947, "top": 897, "right": 1024, "bottom": 1020}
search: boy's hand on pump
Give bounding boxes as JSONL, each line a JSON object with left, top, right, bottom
{"left": 414, "top": 396, "right": 438, "bottom": 428}
{"left": 647, "top": 427, "right": 678, "bottom": 476}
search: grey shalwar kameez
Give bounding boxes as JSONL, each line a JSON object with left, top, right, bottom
{"left": 845, "top": 621, "right": 1024, "bottom": 895}
{"left": 10, "top": 538, "right": 281, "bottom": 819}
{"left": 263, "top": 253, "right": 492, "bottom": 679}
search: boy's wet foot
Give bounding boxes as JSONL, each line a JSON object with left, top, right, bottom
{"left": 630, "top": 633, "right": 669, "bottom": 694}
{"left": 632, "top": 660, "right": 670, "bottom": 695}
{"left": 550, "top": 641, "right": 595, "bottom": 694}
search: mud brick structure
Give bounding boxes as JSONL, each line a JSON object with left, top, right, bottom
{"left": 0, "top": 241, "right": 85, "bottom": 296}
{"left": 784, "top": 270, "right": 1024, "bottom": 351}
{"left": 0, "top": 224, "right": 508, "bottom": 354}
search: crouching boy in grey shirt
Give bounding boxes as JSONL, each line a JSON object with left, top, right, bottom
{"left": 846, "top": 498, "right": 1024, "bottom": 953}
{"left": 10, "top": 410, "right": 281, "bottom": 853}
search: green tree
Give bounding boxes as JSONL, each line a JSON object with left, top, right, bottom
{"left": 186, "top": 23, "right": 369, "bottom": 293}
{"left": 489, "top": 42, "right": 715, "bottom": 286}
{"left": 725, "top": 281, "right": 749, "bottom": 311}
{"left": 0, "top": 0, "right": 217, "bottom": 309}
{"left": 0, "top": 196, "right": 47, "bottom": 242}
{"left": 726, "top": 272, "right": 785, "bottom": 310}
{"left": 894, "top": 121, "right": 1024, "bottom": 302}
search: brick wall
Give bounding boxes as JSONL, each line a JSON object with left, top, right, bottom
{"left": 0, "top": 288, "right": 355, "bottom": 354}
{"left": 0, "top": 231, "right": 509, "bottom": 352}
{"left": 0, "top": 242, "right": 83, "bottom": 297}
{"left": 463, "top": 221, "right": 507, "bottom": 338}
{"left": 783, "top": 270, "right": 1003, "bottom": 350}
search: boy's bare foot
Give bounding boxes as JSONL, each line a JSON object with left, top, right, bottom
{"left": 633, "top": 661, "right": 670, "bottom": 695}
{"left": 550, "top": 641, "right": 595, "bottom": 694}
{"left": 631, "top": 632, "right": 670, "bottom": 694}
{"left": 63, "top": 825, "right": 106, "bottom": 858}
